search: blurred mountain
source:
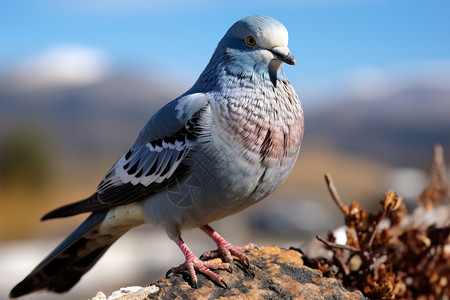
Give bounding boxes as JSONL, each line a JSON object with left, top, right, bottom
{"left": 306, "top": 86, "right": 450, "bottom": 167}
{"left": 0, "top": 70, "right": 185, "bottom": 164}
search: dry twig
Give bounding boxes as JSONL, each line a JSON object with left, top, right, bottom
{"left": 419, "top": 144, "right": 450, "bottom": 210}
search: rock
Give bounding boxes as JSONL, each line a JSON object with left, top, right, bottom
{"left": 94, "top": 246, "right": 365, "bottom": 299}
{"left": 92, "top": 291, "right": 106, "bottom": 300}
{"left": 91, "top": 286, "right": 160, "bottom": 300}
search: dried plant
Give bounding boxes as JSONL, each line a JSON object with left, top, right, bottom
{"left": 309, "top": 145, "right": 450, "bottom": 300}
{"left": 418, "top": 144, "right": 450, "bottom": 210}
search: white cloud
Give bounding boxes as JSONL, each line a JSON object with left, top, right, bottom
{"left": 8, "top": 45, "right": 110, "bottom": 91}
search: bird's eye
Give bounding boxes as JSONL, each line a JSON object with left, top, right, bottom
{"left": 245, "top": 36, "right": 256, "bottom": 47}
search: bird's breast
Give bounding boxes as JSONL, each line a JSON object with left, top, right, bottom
{"left": 210, "top": 80, "right": 304, "bottom": 168}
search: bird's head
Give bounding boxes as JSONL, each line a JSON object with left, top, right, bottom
{"left": 216, "top": 15, "right": 295, "bottom": 83}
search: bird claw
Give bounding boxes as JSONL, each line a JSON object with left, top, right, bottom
{"left": 200, "top": 241, "right": 256, "bottom": 269}
{"left": 217, "top": 279, "right": 228, "bottom": 289}
{"left": 165, "top": 269, "right": 173, "bottom": 278}
{"left": 239, "top": 255, "right": 250, "bottom": 268}
{"left": 168, "top": 256, "right": 230, "bottom": 288}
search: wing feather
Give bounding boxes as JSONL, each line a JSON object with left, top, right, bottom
{"left": 42, "top": 93, "right": 209, "bottom": 220}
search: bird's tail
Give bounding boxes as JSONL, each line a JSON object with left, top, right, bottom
{"left": 10, "top": 210, "right": 125, "bottom": 298}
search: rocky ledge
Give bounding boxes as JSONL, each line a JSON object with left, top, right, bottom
{"left": 92, "top": 246, "right": 365, "bottom": 300}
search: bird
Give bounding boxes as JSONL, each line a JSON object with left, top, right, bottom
{"left": 10, "top": 15, "right": 304, "bottom": 298}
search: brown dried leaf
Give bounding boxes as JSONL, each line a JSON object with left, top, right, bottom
{"left": 380, "top": 190, "right": 403, "bottom": 212}
{"left": 388, "top": 202, "right": 407, "bottom": 226}
{"left": 364, "top": 264, "right": 397, "bottom": 300}
{"left": 345, "top": 201, "right": 366, "bottom": 228}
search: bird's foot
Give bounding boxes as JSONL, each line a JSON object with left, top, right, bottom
{"left": 168, "top": 237, "right": 230, "bottom": 288}
{"left": 200, "top": 241, "right": 258, "bottom": 267}
{"left": 200, "top": 225, "right": 260, "bottom": 268}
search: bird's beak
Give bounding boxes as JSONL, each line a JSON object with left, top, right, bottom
{"left": 271, "top": 46, "right": 296, "bottom": 66}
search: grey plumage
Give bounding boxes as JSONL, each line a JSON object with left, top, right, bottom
{"left": 10, "top": 15, "right": 304, "bottom": 298}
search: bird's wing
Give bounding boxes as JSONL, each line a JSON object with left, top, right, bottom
{"left": 42, "top": 93, "right": 209, "bottom": 219}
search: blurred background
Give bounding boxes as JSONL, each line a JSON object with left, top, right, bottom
{"left": 1, "top": 0, "right": 450, "bottom": 299}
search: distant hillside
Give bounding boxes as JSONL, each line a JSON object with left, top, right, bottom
{"left": 0, "top": 72, "right": 184, "bottom": 161}
{"left": 306, "top": 86, "right": 450, "bottom": 167}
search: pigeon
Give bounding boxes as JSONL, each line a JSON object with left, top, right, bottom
{"left": 10, "top": 15, "right": 304, "bottom": 298}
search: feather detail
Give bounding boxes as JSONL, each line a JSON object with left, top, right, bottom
{"left": 98, "top": 112, "right": 202, "bottom": 193}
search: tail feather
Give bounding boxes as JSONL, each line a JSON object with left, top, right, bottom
{"left": 10, "top": 211, "right": 111, "bottom": 298}
{"left": 41, "top": 194, "right": 100, "bottom": 220}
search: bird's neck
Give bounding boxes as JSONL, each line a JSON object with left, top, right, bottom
{"left": 193, "top": 52, "right": 287, "bottom": 92}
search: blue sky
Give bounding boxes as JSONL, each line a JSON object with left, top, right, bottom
{"left": 1, "top": 0, "right": 450, "bottom": 98}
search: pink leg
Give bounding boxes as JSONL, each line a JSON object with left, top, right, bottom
{"left": 200, "top": 224, "right": 259, "bottom": 268}
{"left": 167, "top": 237, "right": 230, "bottom": 288}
